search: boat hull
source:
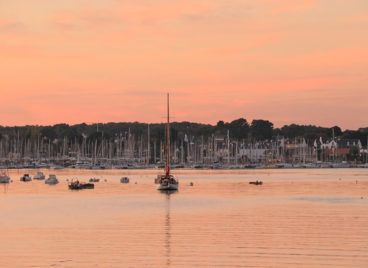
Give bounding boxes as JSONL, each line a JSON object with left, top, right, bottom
{"left": 69, "top": 183, "right": 94, "bottom": 190}
{"left": 157, "top": 183, "right": 178, "bottom": 191}
{"left": 0, "top": 176, "right": 10, "bottom": 184}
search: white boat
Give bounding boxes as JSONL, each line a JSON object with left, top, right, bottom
{"left": 157, "top": 174, "right": 179, "bottom": 191}
{"left": 156, "top": 93, "right": 179, "bottom": 191}
{"left": 45, "top": 174, "right": 59, "bottom": 185}
{"left": 50, "top": 165, "right": 64, "bottom": 170}
{"left": 74, "top": 162, "right": 91, "bottom": 169}
{"left": 33, "top": 171, "right": 45, "bottom": 180}
{"left": 20, "top": 174, "right": 32, "bottom": 182}
{"left": 0, "top": 172, "right": 10, "bottom": 184}
{"left": 120, "top": 177, "right": 130, "bottom": 184}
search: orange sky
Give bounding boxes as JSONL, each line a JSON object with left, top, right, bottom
{"left": 0, "top": 0, "right": 367, "bottom": 129}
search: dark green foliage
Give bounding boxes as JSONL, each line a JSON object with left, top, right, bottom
{"left": 277, "top": 124, "right": 330, "bottom": 140}
{"left": 250, "top": 120, "right": 273, "bottom": 140}
{"left": 214, "top": 118, "right": 250, "bottom": 139}
{"left": 0, "top": 120, "right": 366, "bottom": 144}
{"left": 331, "top": 126, "right": 342, "bottom": 137}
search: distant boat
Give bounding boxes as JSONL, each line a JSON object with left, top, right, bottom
{"left": 120, "top": 177, "right": 130, "bottom": 184}
{"left": 74, "top": 162, "right": 90, "bottom": 169}
{"left": 211, "top": 163, "right": 223, "bottom": 169}
{"left": 68, "top": 180, "right": 94, "bottom": 190}
{"left": 249, "top": 180, "right": 263, "bottom": 185}
{"left": 243, "top": 164, "right": 257, "bottom": 169}
{"left": 45, "top": 174, "right": 59, "bottom": 185}
{"left": 90, "top": 163, "right": 106, "bottom": 170}
{"left": 20, "top": 174, "right": 32, "bottom": 182}
{"left": 50, "top": 164, "right": 64, "bottom": 170}
{"left": 89, "top": 178, "right": 100, "bottom": 183}
{"left": 33, "top": 171, "right": 46, "bottom": 180}
{"left": 156, "top": 93, "right": 179, "bottom": 191}
{"left": 0, "top": 172, "right": 10, "bottom": 184}
{"left": 193, "top": 164, "right": 204, "bottom": 169}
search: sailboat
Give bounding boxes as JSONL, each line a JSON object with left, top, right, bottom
{"left": 156, "top": 93, "right": 179, "bottom": 191}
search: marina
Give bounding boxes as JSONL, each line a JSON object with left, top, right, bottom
{"left": 1, "top": 0, "right": 367, "bottom": 266}
{"left": 0, "top": 119, "right": 366, "bottom": 172}
{"left": 0, "top": 168, "right": 367, "bottom": 267}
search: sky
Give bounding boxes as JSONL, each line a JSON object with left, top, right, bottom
{"left": 0, "top": 0, "right": 367, "bottom": 129}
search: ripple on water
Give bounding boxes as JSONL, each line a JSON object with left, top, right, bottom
{"left": 0, "top": 168, "right": 368, "bottom": 267}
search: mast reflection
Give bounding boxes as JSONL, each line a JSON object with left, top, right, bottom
{"left": 163, "top": 190, "right": 176, "bottom": 267}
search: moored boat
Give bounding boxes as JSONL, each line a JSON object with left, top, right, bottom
{"left": 120, "top": 177, "right": 130, "bottom": 184}
{"left": 157, "top": 174, "right": 179, "bottom": 191}
{"left": 68, "top": 180, "right": 94, "bottom": 190}
{"left": 33, "top": 171, "right": 45, "bottom": 180}
{"left": 0, "top": 173, "right": 10, "bottom": 184}
{"left": 249, "top": 180, "right": 263, "bottom": 185}
{"left": 156, "top": 93, "right": 179, "bottom": 192}
{"left": 20, "top": 174, "right": 32, "bottom": 182}
{"left": 45, "top": 174, "right": 59, "bottom": 185}
{"left": 89, "top": 178, "right": 100, "bottom": 183}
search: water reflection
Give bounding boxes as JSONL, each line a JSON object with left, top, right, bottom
{"left": 1, "top": 169, "right": 367, "bottom": 267}
{"left": 2, "top": 183, "right": 8, "bottom": 194}
{"left": 163, "top": 191, "right": 175, "bottom": 267}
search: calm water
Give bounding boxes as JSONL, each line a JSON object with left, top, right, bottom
{"left": 0, "top": 169, "right": 368, "bottom": 267}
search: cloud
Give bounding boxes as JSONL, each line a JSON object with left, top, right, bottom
{"left": 51, "top": 8, "right": 123, "bottom": 31}
{"left": 0, "top": 19, "right": 25, "bottom": 33}
{"left": 261, "top": 0, "right": 317, "bottom": 14}
{"left": 49, "top": 1, "right": 253, "bottom": 32}
{"left": 0, "top": 0, "right": 367, "bottom": 128}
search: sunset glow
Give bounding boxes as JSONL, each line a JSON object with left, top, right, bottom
{"left": 1, "top": 0, "right": 367, "bottom": 128}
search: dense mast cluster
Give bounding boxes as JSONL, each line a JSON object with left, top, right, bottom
{"left": 0, "top": 119, "right": 367, "bottom": 167}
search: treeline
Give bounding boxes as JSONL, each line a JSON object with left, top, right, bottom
{"left": 0, "top": 119, "right": 367, "bottom": 145}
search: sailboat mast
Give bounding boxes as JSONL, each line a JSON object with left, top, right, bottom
{"left": 166, "top": 93, "right": 171, "bottom": 176}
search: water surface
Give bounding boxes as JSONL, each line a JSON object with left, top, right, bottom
{"left": 0, "top": 169, "right": 367, "bottom": 267}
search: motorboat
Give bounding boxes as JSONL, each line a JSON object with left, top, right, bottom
{"left": 120, "top": 177, "right": 130, "bottom": 184}
{"left": 33, "top": 171, "right": 45, "bottom": 180}
{"left": 20, "top": 174, "right": 32, "bottom": 182}
{"left": 0, "top": 173, "right": 10, "bottom": 184}
{"left": 89, "top": 178, "right": 100, "bottom": 183}
{"left": 156, "top": 94, "right": 179, "bottom": 192}
{"left": 249, "top": 180, "right": 263, "bottom": 185}
{"left": 243, "top": 164, "right": 257, "bottom": 169}
{"left": 45, "top": 174, "right": 59, "bottom": 185}
{"left": 50, "top": 165, "right": 64, "bottom": 170}
{"left": 68, "top": 180, "right": 94, "bottom": 190}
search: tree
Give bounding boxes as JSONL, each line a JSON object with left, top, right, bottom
{"left": 228, "top": 118, "right": 250, "bottom": 139}
{"left": 216, "top": 121, "right": 225, "bottom": 128}
{"left": 250, "top": 120, "right": 273, "bottom": 140}
{"left": 331, "top": 126, "right": 342, "bottom": 137}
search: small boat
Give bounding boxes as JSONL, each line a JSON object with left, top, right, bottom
{"left": 0, "top": 173, "right": 10, "bottom": 184}
{"left": 243, "top": 164, "right": 257, "bottom": 169}
{"left": 33, "top": 171, "right": 45, "bottom": 180}
{"left": 90, "top": 163, "right": 106, "bottom": 170}
{"left": 50, "top": 165, "right": 64, "bottom": 170}
{"left": 20, "top": 174, "right": 32, "bottom": 182}
{"left": 193, "top": 164, "right": 204, "bottom": 169}
{"left": 120, "top": 177, "right": 130, "bottom": 184}
{"left": 89, "top": 178, "right": 100, "bottom": 183}
{"left": 45, "top": 174, "right": 59, "bottom": 185}
{"left": 249, "top": 180, "right": 263, "bottom": 185}
{"left": 68, "top": 180, "right": 94, "bottom": 190}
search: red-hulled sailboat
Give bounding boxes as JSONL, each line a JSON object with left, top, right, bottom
{"left": 155, "top": 93, "right": 179, "bottom": 191}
